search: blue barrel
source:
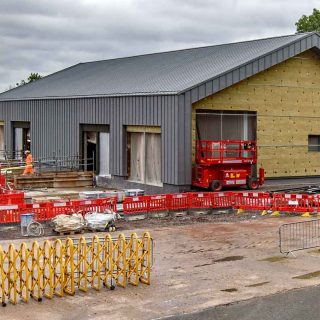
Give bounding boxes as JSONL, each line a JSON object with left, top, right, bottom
{"left": 20, "top": 213, "right": 34, "bottom": 227}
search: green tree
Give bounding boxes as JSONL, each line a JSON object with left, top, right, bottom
{"left": 16, "top": 72, "right": 42, "bottom": 87}
{"left": 296, "top": 8, "right": 320, "bottom": 33}
{"left": 27, "top": 72, "right": 42, "bottom": 82}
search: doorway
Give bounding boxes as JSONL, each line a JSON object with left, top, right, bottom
{"left": 80, "top": 124, "right": 110, "bottom": 175}
{"left": 12, "top": 121, "right": 30, "bottom": 159}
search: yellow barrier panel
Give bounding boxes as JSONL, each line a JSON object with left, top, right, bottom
{"left": 0, "top": 232, "right": 152, "bottom": 306}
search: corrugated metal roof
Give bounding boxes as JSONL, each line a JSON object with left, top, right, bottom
{"left": 0, "top": 33, "right": 313, "bottom": 100}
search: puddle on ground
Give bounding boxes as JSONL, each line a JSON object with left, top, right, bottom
{"left": 215, "top": 256, "right": 244, "bottom": 263}
{"left": 221, "top": 288, "right": 238, "bottom": 293}
{"left": 245, "top": 281, "right": 270, "bottom": 287}
{"left": 261, "top": 256, "right": 289, "bottom": 263}
{"left": 293, "top": 270, "right": 320, "bottom": 280}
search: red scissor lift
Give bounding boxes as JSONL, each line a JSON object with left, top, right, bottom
{"left": 192, "top": 140, "right": 265, "bottom": 191}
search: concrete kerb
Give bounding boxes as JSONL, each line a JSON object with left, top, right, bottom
{"left": 125, "top": 214, "right": 147, "bottom": 221}
{"left": 149, "top": 211, "right": 169, "bottom": 218}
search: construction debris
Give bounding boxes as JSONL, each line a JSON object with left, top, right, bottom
{"left": 85, "top": 210, "right": 121, "bottom": 231}
{"left": 51, "top": 213, "right": 85, "bottom": 233}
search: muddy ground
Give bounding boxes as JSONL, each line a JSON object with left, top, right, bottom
{"left": 2, "top": 177, "right": 320, "bottom": 319}
{"left": 0, "top": 209, "right": 295, "bottom": 241}
{"left": 2, "top": 211, "right": 320, "bottom": 320}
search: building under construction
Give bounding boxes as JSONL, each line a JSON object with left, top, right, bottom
{"left": 0, "top": 32, "right": 320, "bottom": 192}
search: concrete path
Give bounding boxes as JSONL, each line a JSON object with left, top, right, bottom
{"left": 163, "top": 285, "right": 320, "bottom": 320}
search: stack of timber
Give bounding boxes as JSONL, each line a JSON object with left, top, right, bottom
{"left": 6, "top": 171, "right": 94, "bottom": 188}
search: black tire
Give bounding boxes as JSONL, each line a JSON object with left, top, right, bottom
{"left": 247, "top": 178, "right": 259, "bottom": 190}
{"left": 210, "top": 180, "right": 223, "bottom": 192}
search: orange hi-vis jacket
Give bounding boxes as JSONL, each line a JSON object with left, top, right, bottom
{"left": 23, "top": 153, "right": 33, "bottom": 175}
{"left": 26, "top": 154, "right": 33, "bottom": 165}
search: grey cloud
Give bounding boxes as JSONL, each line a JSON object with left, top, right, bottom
{"left": 0, "top": 0, "right": 318, "bottom": 92}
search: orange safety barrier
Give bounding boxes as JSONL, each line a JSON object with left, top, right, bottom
{"left": 0, "top": 189, "right": 24, "bottom": 205}
{"left": 0, "top": 205, "right": 20, "bottom": 223}
{"left": 24, "top": 202, "right": 53, "bottom": 221}
{"left": 167, "top": 193, "right": 189, "bottom": 211}
{"left": 272, "top": 193, "right": 317, "bottom": 213}
{"left": 0, "top": 197, "right": 117, "bottom": 224}
{"left": 232, "top": 192, "right": 272, "bottom": 210}
{"left": 0, "top": 175, "right": 5, "bottom": 187}
{"left": 189, "top": 192, "right": 212, "bottom": 209}
{"left": 149, "top": 194, "right": 167, "bottom": 212}
{"left": 211, "top": 192, "right": 234, "bottom": 208}
{"left": 123, "top": 196, "right": 150, "bottom": 214}
{"left": 122, "top": 192, "right": 234, "bottom": 214}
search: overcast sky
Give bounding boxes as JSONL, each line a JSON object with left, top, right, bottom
{"left": 0, "top": 0, "right": 318, "bottom": 92}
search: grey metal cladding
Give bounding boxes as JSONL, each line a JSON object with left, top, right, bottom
{"left": 0, "top": 96, "right": 180, "bottom": 185}
{"left": 0, "top": 33, "right": 315, "bottom": 101}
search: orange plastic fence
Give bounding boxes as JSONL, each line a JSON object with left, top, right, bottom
{"left": 123, "top": 192, "right": 232, "bottom": 214}
{"left": 0, "top": 197, "right": 117, "bottom": 224}
{"left": 123, "top": 191, "right": 320, "bottom": 215}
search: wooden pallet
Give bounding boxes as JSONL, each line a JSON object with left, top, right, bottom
{"left": 54, "top": 229, "right": 85, "bottom": 236}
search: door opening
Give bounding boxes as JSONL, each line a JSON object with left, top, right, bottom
{"left": 80, "top": 124, "right": 110, "bottom": 175}
{"left": 12, "top": 122, "right": 31, "bottom": 160}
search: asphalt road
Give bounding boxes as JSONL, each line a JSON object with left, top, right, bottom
{"left": 163, "top": 285, "right": 320, "bottom": 320}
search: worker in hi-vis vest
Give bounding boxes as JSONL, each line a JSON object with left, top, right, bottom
{"left": 22, "top": 150, "right": 33, "bottom": 175}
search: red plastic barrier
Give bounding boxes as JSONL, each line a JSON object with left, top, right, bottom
{"left": 0, "top": 175, "right": 5, "bottom": 187}
{"left": 233, "top": 192, "right": 272, "bottom": 210}
{"left": 24, "top": 202, "right": 53, "bottom": 221}
{"left": 189, "top": 192, "right": 212, "bottom": 209}
{"left": 273, "top": 193, "right": 317, "bottom": 213}
{"left": 167, "top": 193, "right": 189, "bottom": 211}
{"left": 0, "top": 197, "right": 117, "bottom": 224}
{"left": 149, "top": 194, "right": 167, "bottom": 212}
{"left": 211, "top": 192, "right": 233, "bottom": 208}
{"left": 0, "top": 190, "right": 24, "bottom": 205}
{"left": 123, "top": 196, "right": 150, "bottom": 214}
{"left": 0, "top": 205, "right": 20, "bottom": 223}
{"left": 70, "top": 198, "right": 117, "bottom": 214}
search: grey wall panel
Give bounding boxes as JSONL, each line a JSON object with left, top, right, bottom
{"left": 219, "top": 75, "right": 226, "bottom": 89}
{"left": 271, "top": 52, "right": 277, "bottom": 66}
{"left": 226, "top": 72, "right": 233, "bottom": 87}
{"left": 212, "top": 79, "right": 219, "bottom": 93}
{"left": 277, "top": 50, "right": 283, "bottom": 62}
{"left": 205, "top": 81, "right": 213, "bottom": 96}
{"left": 198, "top": 84, "right": 206, "bottom": 100}
{"left": 0, "top": 95, "right": 181, "bottom": 185}
{"left": 245, "top": 64, "right": 253, "bottom": 77}
{"left": 252, "top": 61, "right": 259, "bottom": 74}
{"left": 258, "top": 58, "right": 264, "bottom": 71}
{"left": 232, "top": 69, "right": 240, "bottom": 84}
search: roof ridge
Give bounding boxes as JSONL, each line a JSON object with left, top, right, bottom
{"left": 81, "top": 32, "right": 312, "bottom": 65}
{"left": 0, "top": 62, "right": 83, "bottom": 96}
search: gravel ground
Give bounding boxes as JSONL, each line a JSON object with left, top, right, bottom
{"left": 0, "top": 209, "right": 299, "bottom": 241}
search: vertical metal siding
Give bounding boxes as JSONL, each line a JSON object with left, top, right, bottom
{"left": 0, "top": 95, "right": 180, "bottom": 185}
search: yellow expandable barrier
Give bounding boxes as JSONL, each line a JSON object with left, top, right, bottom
{"left": 0, "top": 232, "right": 152, "bottom": 306}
